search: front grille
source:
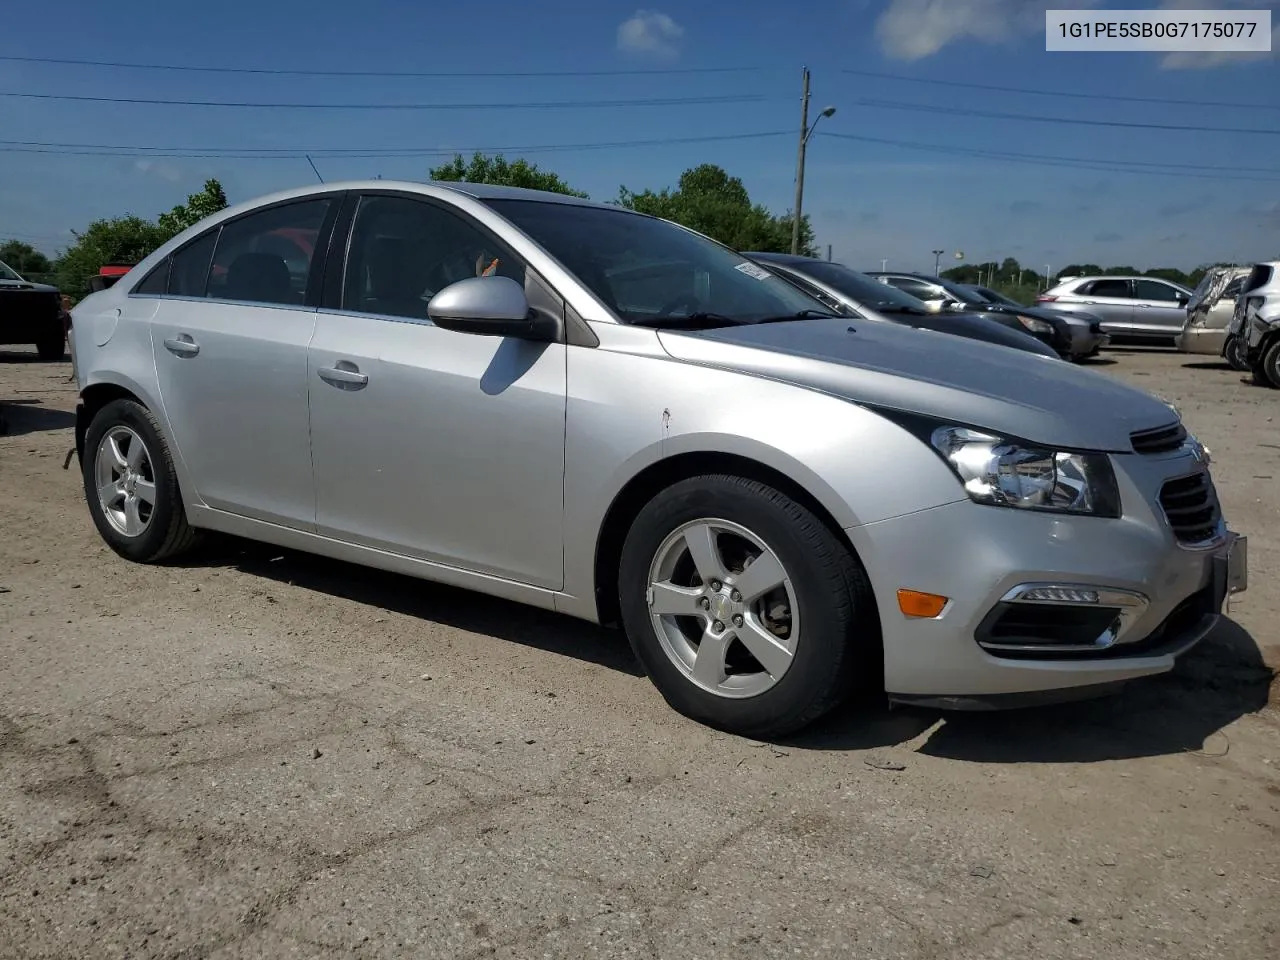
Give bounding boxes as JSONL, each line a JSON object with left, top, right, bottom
{"left": 1088, "top": 320, "right": 1101, "bottom": 333}
{"left": 1131, "top": 422, "right": 1187, "bottom": 454}
{"left": 1158, "top": 472, "right": 1221, "bottom": 544}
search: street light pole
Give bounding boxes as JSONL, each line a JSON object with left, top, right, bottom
{"left": 790, "top": 67, "right": 836, "bottom": 256}
{"left": 932, "top": 249, "right": 945, "bottom": 275}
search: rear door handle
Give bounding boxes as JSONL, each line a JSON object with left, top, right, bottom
{"left": 163, "top": 334, "right": 200, "bottom": 357}
{"left": 317, "top": 362, "right": 369, "bottom": 388}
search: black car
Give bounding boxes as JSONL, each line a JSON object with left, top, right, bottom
{"left": 865, "top": 271, "right": 1106, "bottom": 361}
{"left": 744, "top": 253, "right": 1062, "bottom": 359}
{"left": 1, "top": 259, "right": 66, "bottom": 361}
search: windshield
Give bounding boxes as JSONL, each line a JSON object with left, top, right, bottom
{"left": 976, "top": 286, "right": 1020, "bottom": 307}
{"left": 0, "top": 259, "right": 23, "bottom": 282}
{"left": 794, "top": 261, "right": 931, "bottom": 313}
{"left": 484, "top": 200, "right": 831, "bottom": 325}
{"left": 954, "top": 284, "right": 994, "bottom": 304}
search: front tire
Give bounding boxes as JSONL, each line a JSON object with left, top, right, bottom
{"left": 1224, "top": 336, "right": 1249, "bottom": 372}
{"left": 82, "top": 399, "right": 199, "bottom": 562}
{"left": 1255, "top": 339, "right": 1280, "bottom": 388}
{"left": 618, "top": 475, "right": 879, "bottom": 738}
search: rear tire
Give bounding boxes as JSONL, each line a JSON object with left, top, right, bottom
{"left": 1224, "top": 336, "right": 1249, "bottom": 372}
{"left": 82, "top": 399, "right": 200, "bottom": 563}
{"left": 618, "top": 474, "right": 880, "bottom": 739}
{"left": 36, "top": 331, "right": 65, "bottom": 362}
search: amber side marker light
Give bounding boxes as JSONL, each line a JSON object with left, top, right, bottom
{"left": 897, "top": 589, "right": 949, "bottom": 619}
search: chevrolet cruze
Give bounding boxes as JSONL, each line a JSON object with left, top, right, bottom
{"left": 69, "top": 181, "right": 1247, "bottom": 737}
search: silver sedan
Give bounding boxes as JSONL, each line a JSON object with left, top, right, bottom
{"left": 69, "top": 181, "right": 1246, "bottom": 737}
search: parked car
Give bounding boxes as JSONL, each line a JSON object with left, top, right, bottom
{"left": 744, "top": 253, "right": 1061, "bottom": 359}
{"left": 865, "top": 271, "right": 1105, "bottom": 361}
{"left": 1177, "top": 265, "right": 1252, "bottom": 370}
{"left": 956, "top": 282, "right": 1111, "bottom": 358}
{"left": 1037, "top": 275, "right": 1194, "bottom": 343}
{"left": 0, "top": 258, "right": 66, "bottom": 360}
{"left": 1235, "top": 261, "right": 1280, "bottom": 388}
{"left": 69, "top": 180, "right": 1247, "bottom": 737}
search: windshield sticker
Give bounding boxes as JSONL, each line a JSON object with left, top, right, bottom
{"left": 734, "top": 261, "right": 772, "bottom": 281}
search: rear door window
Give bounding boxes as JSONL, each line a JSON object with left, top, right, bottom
{"left": 1084, "top": 279, "right": 1131, "bottom": 298}
{"left": 207, "top": 198, "right": 332, "bottom": 306}
{"left": 169, "top": 230, "right": 219, "bottom": 297}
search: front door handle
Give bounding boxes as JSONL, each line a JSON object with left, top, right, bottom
{"left": 317, "top": 362, "right": 369, "bottom": 389}
{"left": 163, "top": 334, "right": 200, "bottom": 357}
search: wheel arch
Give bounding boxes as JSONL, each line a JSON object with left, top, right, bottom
{"left": 591, "top": 450, "right": 879, "bottom": 631}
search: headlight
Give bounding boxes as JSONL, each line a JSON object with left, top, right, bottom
{"left": 930, "top": 426, "right": 1121, "bottom": 517}
{"left": 1016, "top": 315, "right": 1054, "bottom": 335}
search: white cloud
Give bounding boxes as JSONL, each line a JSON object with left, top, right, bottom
{"left": 875, "top": 0, "right": 1101, "bottom": 60}
{"left": 1158, "top": 0, "right": 1280, "bottom": 67}
{"left": 133, "top": 159, "right": 182, "bottom": 183}
{"left": 617, "top": 10, "right": 684, "bottom": 59}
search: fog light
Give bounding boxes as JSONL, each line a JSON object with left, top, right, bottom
{"left": 1018, "top": 587, "right": 1101, "bottom": 604}
{"left": 897, "top": 589, "right": 949, "bottom": 619}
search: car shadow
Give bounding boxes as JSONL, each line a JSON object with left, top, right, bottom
{"left": 785, "top": 618, "right": 1274, "bottom": 762}
{"left": 190, "top": 536, "right": 645, "bottom": 678}
{"left": 1076, "top": 356, "right": 1117, "bottom": 366}
{"left": 0, "top": 398, "right": 76, "bottom": 436}
{"left": 1182, "top": 360, "right": 1232, "bottom": 371}
{"left": 0, "top": 349, "right": 65, "bottom": 363}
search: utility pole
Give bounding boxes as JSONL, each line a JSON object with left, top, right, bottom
{"left": 827, "top": 244, "right": 832, "bottom": 261}
{"left": 791, "top": 67, "right": 811, "bottom": 256}
{"left": 880, "top": 258, "right": 888, "bottom": 271}
{"left": 933, "top": 249, "right": 945, "bottom": 275}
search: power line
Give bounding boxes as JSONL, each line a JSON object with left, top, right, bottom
{"left": 0, "top": 54, "right": 776, "bottom": 78}
{"left": 853, "top": 97, "right": 1280, "bottom": 136}
{"left": 820, "top": 130, "right": 1280, "bottom": 182}
{"left": 0, "top": 90, "right": 772, "bottom": 110}
{"left": 0, "top": 130, "right": 793, "bottom": 160}
{"left": 841, "top": 68, "right": 1280, "bottom": 112}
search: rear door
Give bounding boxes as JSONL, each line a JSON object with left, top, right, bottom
{"left": 1130, "top": 278, "right": 1189, "bottom": 336}
{"left": 307, "top": 191, "right": 567, "bottom": 588}
{"left": 149, "top": 193, "right": 341, "bottom": 528}
{"left": 1074, "top": 278, "right": 1134, "bottom": 333}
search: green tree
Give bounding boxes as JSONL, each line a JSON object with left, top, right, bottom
{"left": 617, "top": 164, "right": 816, "bottom": 255}
{"left": 157, "top": 178, "right": 229, "bottom": 239}
{"left": 53, "top": 216, "right": 170, "bottom": 297}
{"left": 0, "top": 239, "right": 53, "bottom": 277}
{"left": 429, "top": 152, "right": 587, "bottom": 197}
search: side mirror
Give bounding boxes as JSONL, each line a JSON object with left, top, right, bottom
{"left": 427, "top": 276, "right": 558, "bottom": 341}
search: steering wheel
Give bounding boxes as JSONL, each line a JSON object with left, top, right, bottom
{"left": 658, "top": 293, "right": 703, "bottom": 317}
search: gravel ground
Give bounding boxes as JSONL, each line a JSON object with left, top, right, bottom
{"left": 1, "top": 345, "right": 1278, "bottom": 960}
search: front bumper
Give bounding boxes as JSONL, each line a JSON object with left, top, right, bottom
{"left": 845, "top": 498, "right": 1246, "bottom": 703}
{"left": 1175, "top": 326, "right": 1227, "bottom": 355}
{"left": 1064, "top": 322, "right": 1108, "bottom": 357}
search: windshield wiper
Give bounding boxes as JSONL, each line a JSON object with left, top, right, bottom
{"left": 753, "top": 309, "right": 839, "bottom": 324}
{"left": 630, "top": 312, "right": 743, "bottom": 329}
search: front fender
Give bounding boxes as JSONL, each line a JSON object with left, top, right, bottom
{"left": 558, "top": 329, "right": 965, "bottom": 617}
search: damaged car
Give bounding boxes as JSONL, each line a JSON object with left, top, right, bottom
{"left": 1236, "top": 261, "right": 1280, "bottom": 387}
{"left": 1177, "top": 265, "right": 1252, "bottom": 370}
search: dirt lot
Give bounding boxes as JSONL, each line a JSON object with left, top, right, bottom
{"left": 1, "top": 345, "right": 1278, "bottom": 960}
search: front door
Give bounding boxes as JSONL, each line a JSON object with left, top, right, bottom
{"left": 307, "top": 192, "right": 567, "bottom": 589}
{"left": 150, "top": 194, "right": 338, "bottom": 528}
{"left": 1130, "top": 278, "right": 1189, "bottom": 336}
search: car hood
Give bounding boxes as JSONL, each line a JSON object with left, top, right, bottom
{"left": 981, "top": 302, "right": 1100, "bottom": 327}
{"left": 0, "top": 279, "right": 59, "bottom": 294}
{"left": 658, "top": 317, "right": 1174, "bottom": 452}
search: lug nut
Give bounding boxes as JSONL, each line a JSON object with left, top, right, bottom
{"left": 732, "top": 614, "right": 743, "bottom": 627}
{"left": 710, "top": 580, "right": 722, "bottom": 591}
{"left": 712, "top": 621, "right": 725, "bottom": 633}
{"left": 731, "top": 589, "right": 742, "bottom": 602}
{"left": 699, "top": 597, "right": 711, "bottom": 610}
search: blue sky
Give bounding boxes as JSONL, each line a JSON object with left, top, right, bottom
{"left": 1, "top": 0, "right": 1277, "bottom": 275}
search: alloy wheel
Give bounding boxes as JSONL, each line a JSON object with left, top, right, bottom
{"left": 94, "top": 425, "right": 157, "bottom": 537}
{"left": 646, "top": 518, "right": 799, "bottom": 699}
